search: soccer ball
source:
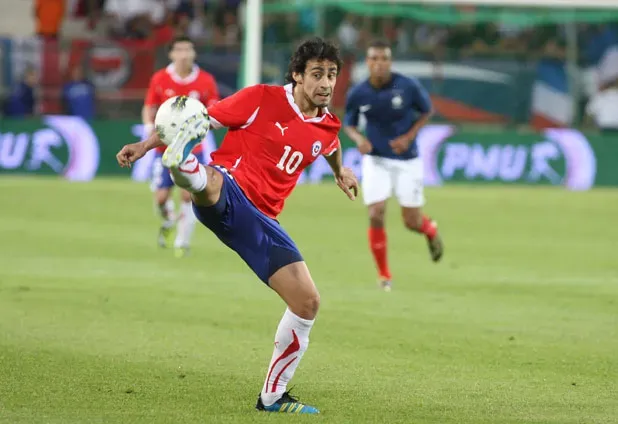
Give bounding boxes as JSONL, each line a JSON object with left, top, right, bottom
{"left": 154, "top": 95, "right": 210, "bottom": 146}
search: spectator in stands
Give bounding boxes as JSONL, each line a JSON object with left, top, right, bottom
{"left": 104, "top": 0, "right": 178, "bottom": 39}
{"left": 3, "top": 67, "right": 37, "bottom": 118}
{"left": 62, "top": 66, "right": 96, "bottom": 120}
{"left": 586, "top": 79, "right": 618, "bottom": 134}
{"left": 337, "top": 14, "right": 359, "bottom": 51}
{"left": 35, "top": 0, "right": 65, "bottom": 39}
{"left": 586, "top": 46, "right": 618, "bottom": 134}
{"left": 213, "top": 7, "right": 240, "bottom": 46}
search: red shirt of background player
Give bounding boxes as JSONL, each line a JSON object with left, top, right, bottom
{"left": 145, "top": 64, "right": 219, "bottom": 154}
{"left": 207, "top": 84, "right": 341, "bottom": 219}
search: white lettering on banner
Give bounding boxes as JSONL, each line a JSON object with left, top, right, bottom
{"left": 0, "top": 133, "right": 28, "bottom": 169}
{"left": 417, "top": 124, "right": 597, "bottom": 191}
{"left": 0, "top": 116, "right": 99, "bottom": 181}
{"left": 465, "top": 144, "right": 501, "bottom": 180}
{"left": 28, "top": 129, "right": 64, "bottom": 173}
{"left": 528, "top": 142, "right": 562, "bottom": 184}
{"left": 500, "top": 145, "right": 528, "bottom": 182}
{"left": 443, "top": 143, "right": 530, "bottom": 182}
{"left": 440, "top": 143, "right": 469, "bottom": 179}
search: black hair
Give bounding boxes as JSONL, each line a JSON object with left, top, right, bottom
{"left": 367, "top": 38, "right": 391, "bottom": 50}
{"left": 169, "top": 35, "right": 195, "bottom": 52}
{"left": 285, "top": 37, "right": 343, "bottom": 85}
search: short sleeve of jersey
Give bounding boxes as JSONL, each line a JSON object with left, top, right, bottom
{"left": 207, "top": 84, "right": 264, "bottom": 129}
{"left": 144, "top": 72, "right": 162, "bottom": 107}
{"left": 322, "top": 136, "right": 340, "bottom": 156}
{"left": 343, "top": 87, "right": 360, "bottom": 127}
{"left": 408, "top": 78, "right": 432, "bottom": 114}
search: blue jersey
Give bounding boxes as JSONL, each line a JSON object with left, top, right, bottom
{"left": 344, "top": 72, "right": 432, "bottom": 160}
{"left": 62, "top": 81, "right": 96, "bottom": 120}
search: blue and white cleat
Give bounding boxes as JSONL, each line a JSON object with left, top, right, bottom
{"left": 256, "top": 392, "right": 320, "bottom": 414}
{"left": 161, "top": 115, "right": 208, "bottom": 168}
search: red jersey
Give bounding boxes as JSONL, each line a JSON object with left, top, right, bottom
{"left": 208, "top": 84, "right": 341, "bottom": 219}
{"left": 145, "top": 64, "right": 220, "bottom": 154}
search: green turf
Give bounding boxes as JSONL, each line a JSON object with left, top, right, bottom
{"left": 0, "top": 177, "right": 617, "bottom": 424}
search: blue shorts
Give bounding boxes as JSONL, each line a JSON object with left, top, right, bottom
{"left": 151, "top": 152, "right": 207, "bottom": 190}
{"left": 193, "top": 167, "right": 303, "bottom": 284}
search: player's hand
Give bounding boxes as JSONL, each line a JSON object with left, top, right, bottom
{"left": 116, "top": 142, "right": 147, "bottom": 168}
{"left": 357, "top": 139, "right": 373, "bottom": 155}
{"left": 336, "top": 167, "right": 359, "bottom": 201}
{"left": 389, "top": 135, "right": 412, "bottom": 155}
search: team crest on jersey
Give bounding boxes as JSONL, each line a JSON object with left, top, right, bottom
{"left": 171, "top": 95, "right": 189, "bottom": 110}
{"left": 189, "top": 90, "right": 200, "bottom": 99}
{"left": 391, "top": 93, "right": 403, "bottom": 109}
{"left": 312, "top": 141, "right": 322, "bottom": 157}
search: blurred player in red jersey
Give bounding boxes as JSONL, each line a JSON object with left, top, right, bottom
{"left": 143, "top": 35, "right": 220, "bottom": 257}
{"left": 117, "top": 38, "right": 358, "bottom": 415}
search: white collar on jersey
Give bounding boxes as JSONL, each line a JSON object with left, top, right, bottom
{"left": 166, "top": 64, "right": 199, "bottom": 84}
{"left": 283, "top": 83, "right": 332, "bottom": 123}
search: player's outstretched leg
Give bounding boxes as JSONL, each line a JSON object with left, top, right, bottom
{"left": 160, "top": 115, "right": 210, "bottom": 196}
{"left": 368, "top": 201, "right": 393, "bottom": 291}
{"left": 402, "top": 207, "right": 443, "bottom": 262}
{"left": 256, "top": 262, "right": 320, "bottom": 414}
{"left": 159, "top": 115, "right": 214, "bottom": 205}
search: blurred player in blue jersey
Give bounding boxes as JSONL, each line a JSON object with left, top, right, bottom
{"left": 344, "top": 39, "right": 443, "bottom": 291}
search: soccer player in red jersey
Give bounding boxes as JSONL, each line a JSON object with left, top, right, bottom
{"left": 143, "top": 36, "right": 220, "bottom": 257}
{"left": 116, "top": 38, "right": 358, "bottom": 414}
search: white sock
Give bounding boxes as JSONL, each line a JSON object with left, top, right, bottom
{"left": 260, "top": 308, "right": 314, "bottom": 406}
{"left": 174, "top": 201, "right": 196, "bottom": 249}
{"left": 169, "top": 154, "right": 207, "bottom": 193}
{"left": 157, "top": 199, "right": 175, "bottom": 228}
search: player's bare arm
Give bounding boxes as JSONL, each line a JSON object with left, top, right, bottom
{"left": 116, "top": 131, "right": 166, "bottom": 168}
{"left": 343, "top": 125, "right": 372, "bottom": 155}
{"left": 324, "top": 145, "right": 358, "bottom": 200}
{"left": 141, "top": 104, "right": 157, "bottom": 136}
{"left": 390, "top": 109, "right": 433, "bottom": 155}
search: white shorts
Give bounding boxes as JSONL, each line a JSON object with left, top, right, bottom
{"left": 361, "top": 155, "right": 425, "bottom": 208}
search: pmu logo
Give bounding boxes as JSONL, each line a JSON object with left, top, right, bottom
{"left": 418, "top": 125, "right": 597, "bottom": 191}
{"left": 0, "top": 116, "right": 99, "bottom": 181}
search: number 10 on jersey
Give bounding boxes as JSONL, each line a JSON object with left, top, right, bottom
{"left": 276, "top": 145, "right": 304, "bottom": 174}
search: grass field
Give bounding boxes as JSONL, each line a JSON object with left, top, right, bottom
{"left": 1, "top": 177, "right": 617, "bottom": 424}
